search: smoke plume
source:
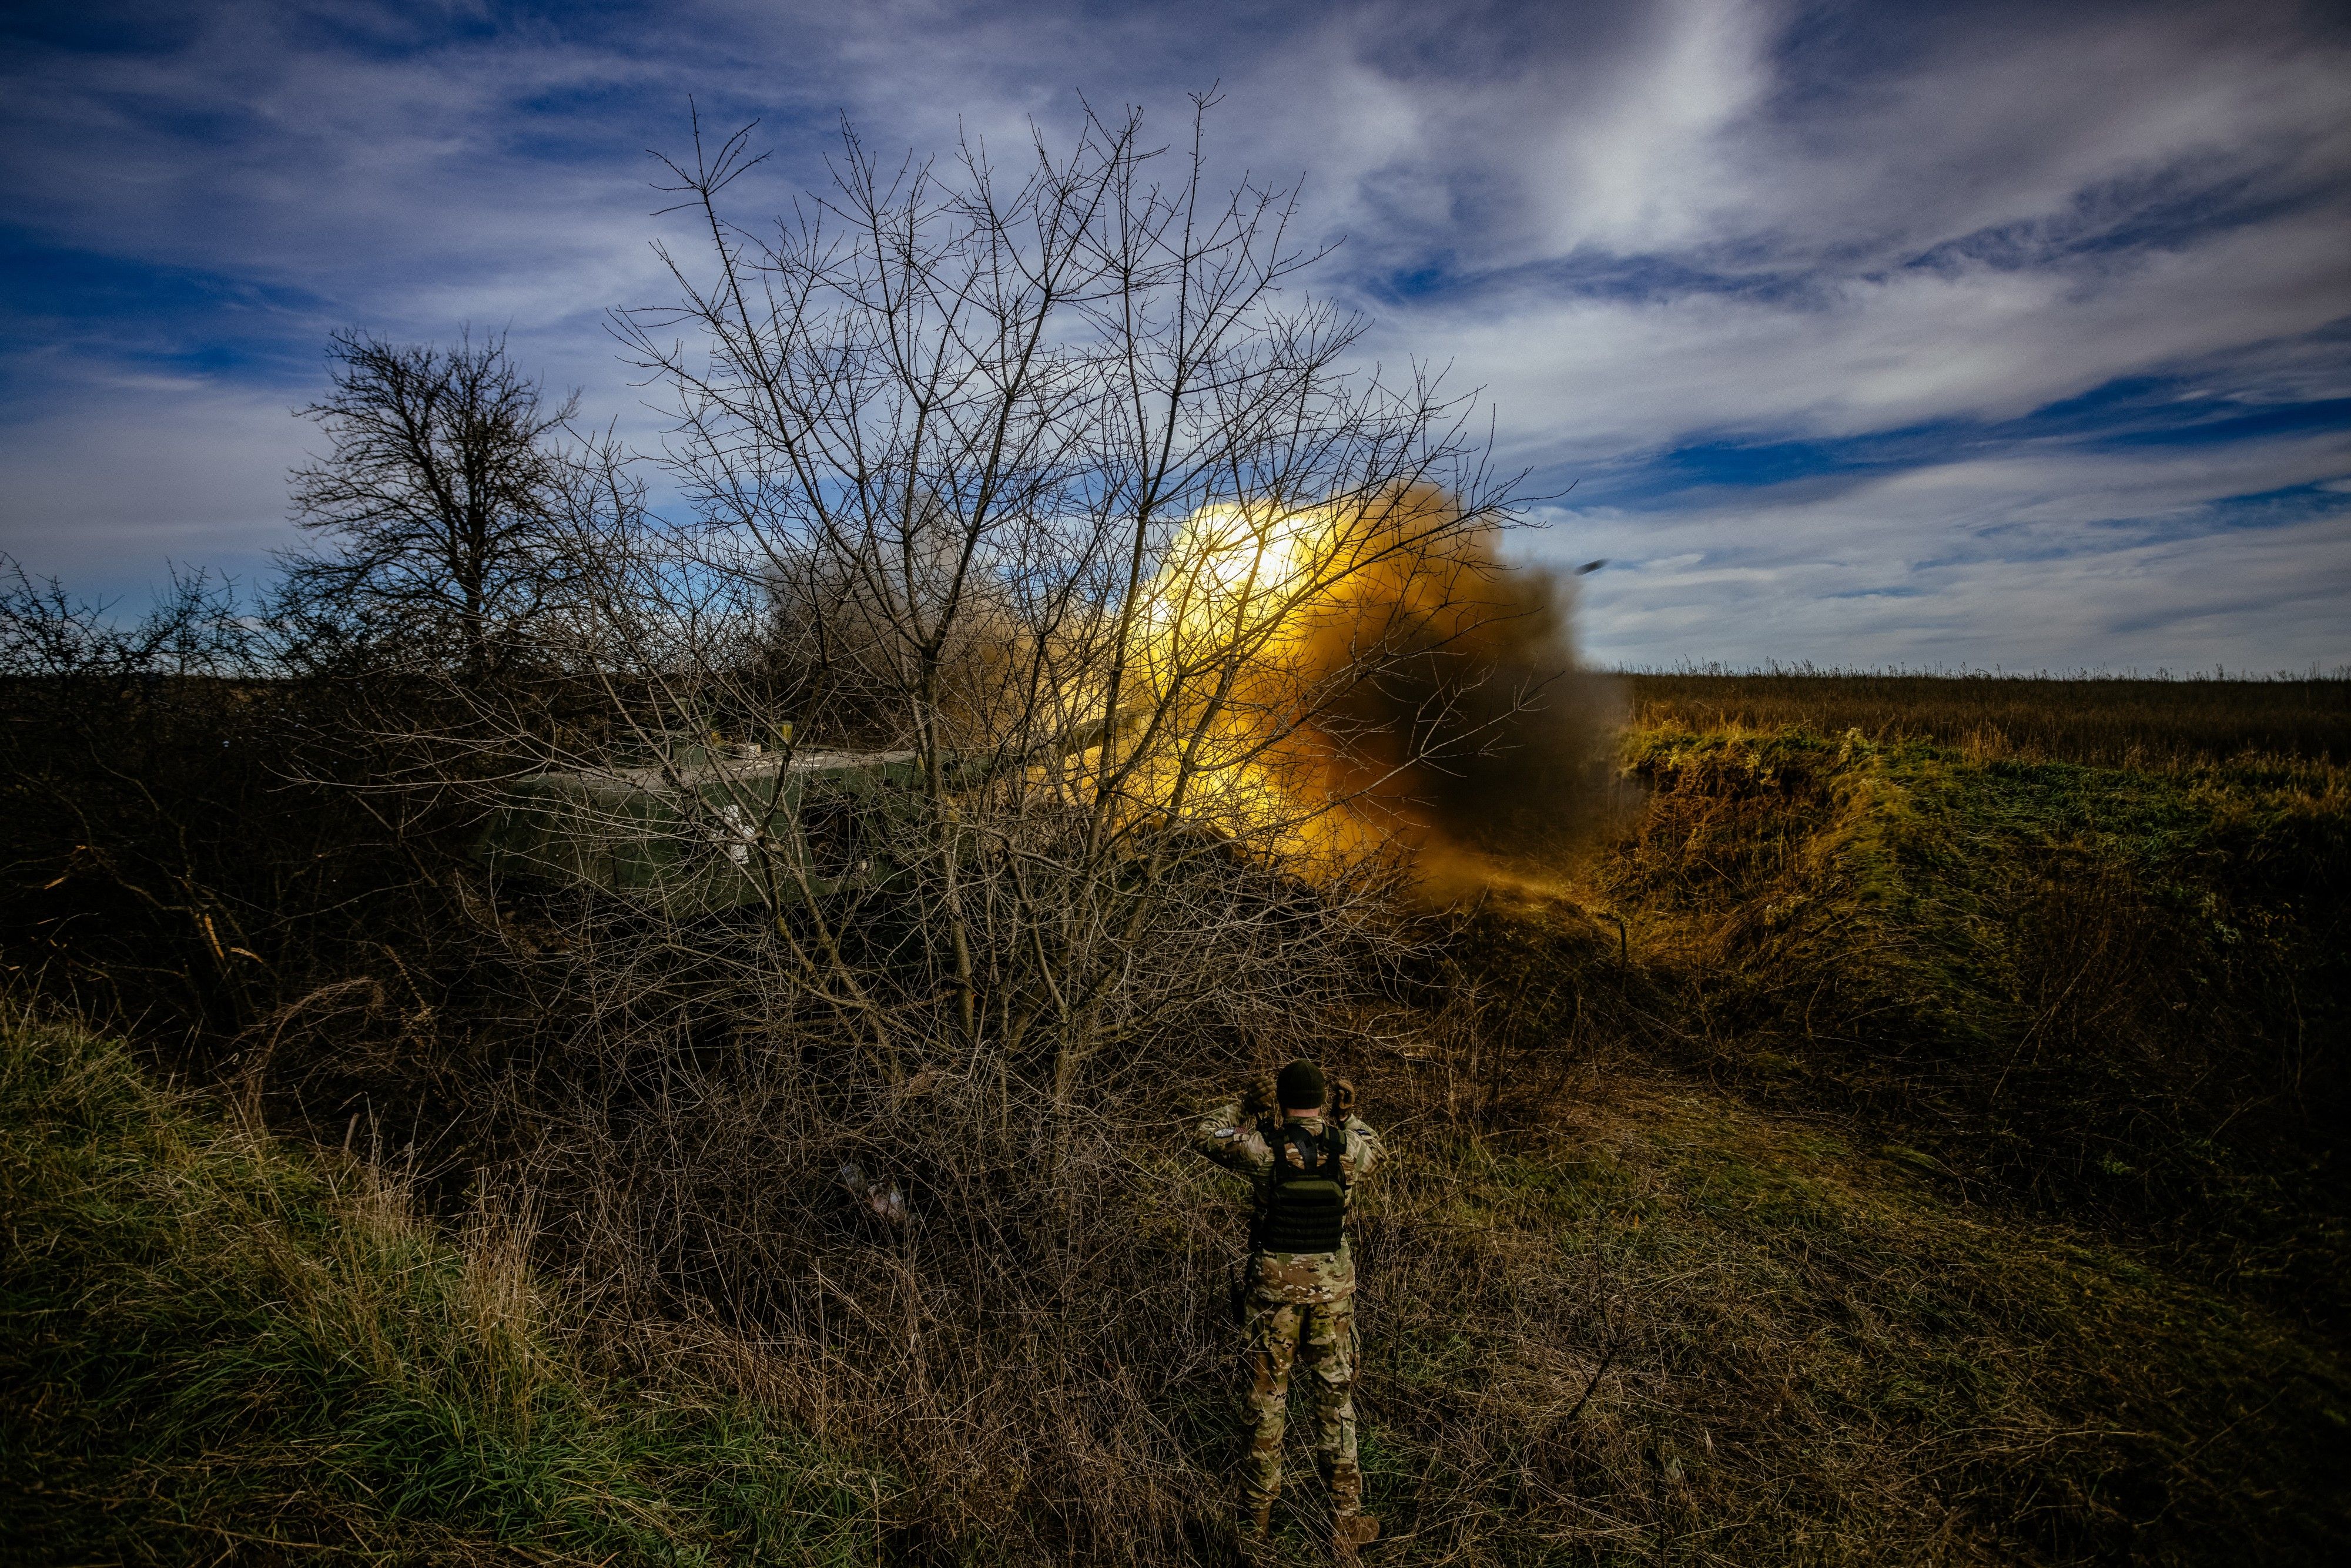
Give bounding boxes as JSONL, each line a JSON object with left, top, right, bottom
{"left": 1149, "top": 484, "right": 1623, "bottom": 899}
{"left": 1300, "top": 491, "right": 1623, "bottom": 896}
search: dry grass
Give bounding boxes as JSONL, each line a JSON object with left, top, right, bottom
{"left": 0, "top": 1015, "right": 885, "bottom": 1566}
{"left": 1342, "top": 1066, "right": 2349, "bottom": 1565}
{"left": 20, "top": 1000, "right": 2335, "bottom": 1567}
{"left": 6, "top": 674, "right": 2349, "bottom": 1565}
{"left": 1585, "top": 718, "right": 2348, "bottom": 1321}
{"left": 1627, "top": 671, "right": 2351, "bottom": 768}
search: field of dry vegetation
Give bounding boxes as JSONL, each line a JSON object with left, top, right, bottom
{"left": 5, "top": 670, "right": 2344, "bottom": 1566}
{"left": 1627, "top": 666, "right": 2351, "bottom": 767}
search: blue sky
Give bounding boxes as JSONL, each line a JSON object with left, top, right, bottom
{"left": 2, "top": 0, "right": 2346, "bottom": 670}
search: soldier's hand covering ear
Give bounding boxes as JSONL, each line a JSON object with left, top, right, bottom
{"left": 1240, "top": 1075, "right": 1277, "bottom": 1119}
{"left": 1334, "top": 1078, "right": 1357, "bottom": 1120}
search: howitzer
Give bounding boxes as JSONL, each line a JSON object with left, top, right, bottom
{"left": 478, "top": 708, "right": 1134, "bottom": 916}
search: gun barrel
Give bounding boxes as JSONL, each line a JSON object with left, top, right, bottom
{"left": 1053, "top": 705, "right": 1134, "bottom": 758}
{"left": 940, "top": 706, "right": 1142, "bottom": 788}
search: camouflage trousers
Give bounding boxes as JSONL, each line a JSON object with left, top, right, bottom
{"left": 1240, "top": 1294, "right": 1359, "bottom": 1514}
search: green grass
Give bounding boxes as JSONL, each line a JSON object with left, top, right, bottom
{"left": 1347, "top": 699, "right": 2351, "bottom": 1561}
{"left": 1588, "top": 722, "right": 2347, "bottom": 1307}
{"left": 0, "top": 1018, "right": 886, "bottom": 1566}
{"left": 1349, "top": 1082, "right": 2351, "bottom": 1566}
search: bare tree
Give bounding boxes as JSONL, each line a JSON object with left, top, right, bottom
{"left": 428, "top": 99, "right": 1575, "bottom": 1554}
{"left": 283, "top": 330, "right": 580, "bottom": 683}
{"left": 522, "top": 100, "right": 1544, "bottom": 1080}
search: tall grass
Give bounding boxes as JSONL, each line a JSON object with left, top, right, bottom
{"left": 0, "top": 1015, "right": 885, "bottom": 1566}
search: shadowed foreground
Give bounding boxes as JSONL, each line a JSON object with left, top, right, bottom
{"left": 4, "top": 675, "right": 2347, "bottom": 1564}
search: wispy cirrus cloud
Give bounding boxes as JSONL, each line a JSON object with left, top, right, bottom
{"left": 1, "top": 0, "right": 2345, "bottom": 667}
{"left": 1555, "top": 428, "right": 2351, "bottom": 669}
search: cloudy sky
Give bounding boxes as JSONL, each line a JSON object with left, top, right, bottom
{"left": 3, "top": 0, "right": 2346, "bottom": 671}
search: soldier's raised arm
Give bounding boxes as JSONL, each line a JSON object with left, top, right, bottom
{"left": 1190, "top": 1084, "right": 1274, "bottom": 1175}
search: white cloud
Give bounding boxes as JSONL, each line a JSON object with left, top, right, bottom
{"left": 1, "top": 0, "right": 2347, "bottom": 665}
{"left": 0, "top": 368, "right": 307, "bottom": 592}
{"left": 1398, "top": 192, "right": 2350, "bottom": 463}
{"left": 1545, "top": 432, "right": 2351, "bottom": 669}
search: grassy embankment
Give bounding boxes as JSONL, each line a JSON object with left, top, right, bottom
{"left": 0, "top": 1018, "right": 884, "bottom": 1566}
{"left": 1607, "top": 676, "right": 2347, "bottom": 1302}
{"left": 1311, "top": 675, "right": 2348, "bottom": 1564}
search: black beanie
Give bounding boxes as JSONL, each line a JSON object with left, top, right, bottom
{"left": 1276, "top": 1058, "right": 1326, "bottom": 1111}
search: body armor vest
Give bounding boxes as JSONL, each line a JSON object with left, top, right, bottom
{"left": 1254, "top": 1118, "right": 1349, "bottom": 1255}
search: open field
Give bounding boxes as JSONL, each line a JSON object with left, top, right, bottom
{"left": 1625, "top": 671, "right": 2351, "bottom": 767}
{"left": 4, "top": 675, "right": 2346, "bottom": 1564}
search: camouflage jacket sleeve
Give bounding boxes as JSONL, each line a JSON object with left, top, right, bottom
{"left": 1338, "top": 1114, "right": 1384, "bottom": 1182}
{"left": 1191, "top": 1100, "right": 1384, "bottom": 1185}
{"left": 1191, "top": 1097, "right": 1275, "bottom": 1178}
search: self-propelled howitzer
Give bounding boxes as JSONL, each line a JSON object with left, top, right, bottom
{"left": 477, "top": 709, "right": 1131, "bottom": 916}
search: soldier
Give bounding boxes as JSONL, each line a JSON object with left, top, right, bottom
{"left": 1192, "top": 1057, "right": 1385, "bottom": 1563}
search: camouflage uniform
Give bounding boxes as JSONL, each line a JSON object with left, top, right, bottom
{"left": 1192, "top": 1098, "right": 1385, "bottom": 1521}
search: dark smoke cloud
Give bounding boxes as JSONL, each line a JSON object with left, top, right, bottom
{"left": 1289, "top": 487, "right": 1625, "bottom": 897}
